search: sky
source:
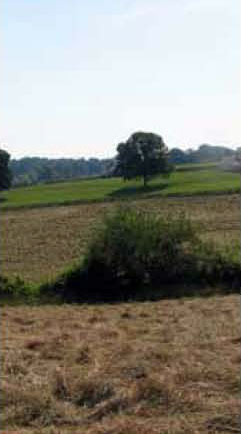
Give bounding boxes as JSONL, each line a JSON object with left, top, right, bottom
{"left": 1, "top": 0, "right": 240, "bottom": 159}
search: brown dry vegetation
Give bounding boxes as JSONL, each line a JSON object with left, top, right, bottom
{"left": 1, "top": 294, "right": 240, "bottom": 433}
{"left": 0, "top": 194, "right": 239, "bottom": 283}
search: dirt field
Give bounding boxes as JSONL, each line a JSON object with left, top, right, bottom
{"left": 1, "top": 294, "right": 240, "bottom": 433}
{"left": 0, "top": 194, "right": 239, "bottom": 283}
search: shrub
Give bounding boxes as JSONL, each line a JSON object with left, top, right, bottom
{"left": 84, "top": 207, "right": 198, "bottom": 286}
{"left": 42, "top": 207, "right": 240, "bottom": 302}
{"left": 190, "top": 240, "right": 241, "bottom": 288}
{"left": 0, "top": 274, "right": 35, "bottom": 303}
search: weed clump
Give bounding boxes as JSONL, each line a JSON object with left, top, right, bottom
{"left": 52, "top": 369, "right": 114, "bottom": 408}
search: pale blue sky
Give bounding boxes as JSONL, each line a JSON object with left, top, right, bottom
{"left": 1, "top": 0, "right": 240, "bottom": 159}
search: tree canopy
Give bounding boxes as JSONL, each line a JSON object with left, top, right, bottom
{"left": 115, "top": 132, "right": 172, "bottom": 186}
{"left": 0, "top": 149, "right": 12, "bottom": 191}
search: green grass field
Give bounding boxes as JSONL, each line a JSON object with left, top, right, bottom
{"left": 0, "top": 167, "right": 240, "bottom": 209}
{"left": 175, "top": 162, "right": 218, "bottom": 171}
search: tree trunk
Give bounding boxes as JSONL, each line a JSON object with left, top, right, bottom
{"left": 143, "top": 175, "right": 148, "bottom": 188}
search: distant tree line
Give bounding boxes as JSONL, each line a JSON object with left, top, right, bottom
{"left": 1, "top": 142, "right": 238, "bottom": 188}
{"left": 168, "top": 144, "right": 235, "bottom": 165}
{"left": 10, "top": 157, "right": 115, "bottom": 186}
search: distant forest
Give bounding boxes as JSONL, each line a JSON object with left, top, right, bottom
{"left": 10, "top": 144, "right": 236, "bottom": 186}
{"left": 10, "top": 157, "right": 114, "bottom": 186}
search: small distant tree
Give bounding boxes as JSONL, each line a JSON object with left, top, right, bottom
{"left": 0, "top": 149, "right": 12, "bottom": 190}
{"left": 169, "top": 148, "right": 188, "bottom": 164}
{"left": 115, "top": 132, "right": 172, "bottom": 187}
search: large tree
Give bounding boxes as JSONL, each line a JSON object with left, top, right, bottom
{"left": 115, "top": 132, "right": 172, "bottom": 187}
{"left": 0, "top": 149, "right": 12, "bottom": 190}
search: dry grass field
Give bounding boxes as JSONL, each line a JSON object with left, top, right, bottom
{"left": 1, "top": 294, "right": 240, "bottom": 433}
{"left": 0, "top": 194, "right": 239, "bottom": 283}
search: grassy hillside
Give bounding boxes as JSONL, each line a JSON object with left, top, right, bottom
{"left": 0, "top": 167, "right": 240, "bottom": 209}
{"left": 1, "top": 295, "right": 240, "bottom": 433}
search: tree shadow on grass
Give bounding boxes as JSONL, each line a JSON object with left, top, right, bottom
{"left": 108, "top": 182, "right": 169, "bottom": 200}
{"left": 0, "top": 196, "right": 7, "bottom": 203}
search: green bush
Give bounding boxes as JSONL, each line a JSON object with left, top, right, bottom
{"left": 42, "top": 207, "right": 240, "bottom": 302}
{"left": 190, "top": 240, "right": 240, "bottom": 288}
{"left": 84, "top": 208, "right": 198, "bottom": 285}
{"left": 0, "top": 275, "right": 35, "bottom": 303}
